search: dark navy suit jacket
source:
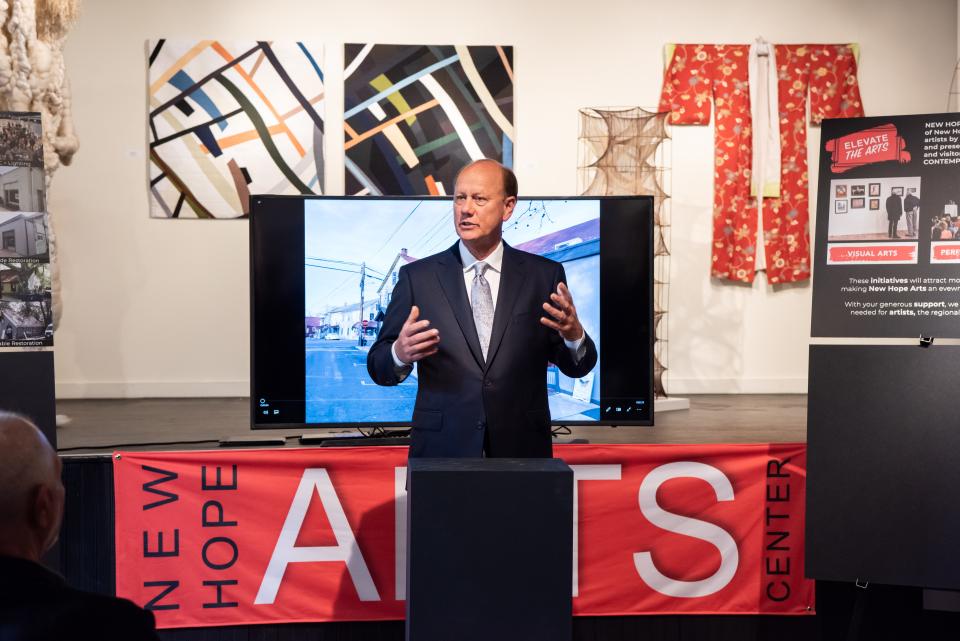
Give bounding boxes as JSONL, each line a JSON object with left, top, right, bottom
{"left": 367, "top": 242, "right": 597, "bottom": 458}
{"left": 0, "top": 555, "right": 159, "bottom": 641}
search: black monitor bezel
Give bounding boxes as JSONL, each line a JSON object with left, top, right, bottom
{"left": 250, "top": 194, "right": 654, "bottom": 429}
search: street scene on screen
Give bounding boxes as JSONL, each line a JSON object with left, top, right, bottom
{"left": 304, "top": 198, "right": 601, "bottom": 424}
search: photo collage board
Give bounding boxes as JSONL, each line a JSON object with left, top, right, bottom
{"left": 0, "top": 112, "right": 51, "bottom": 347}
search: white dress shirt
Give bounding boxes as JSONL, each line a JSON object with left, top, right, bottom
{"left": 391, "top": 240, "right": 585, "bottom": 369}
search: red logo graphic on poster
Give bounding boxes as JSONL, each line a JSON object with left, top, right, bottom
{"left": 113, "top": 444, "right": 813, "bottom": 629}
{"left": 825, "top": 124, "right": 910, "bottom": 173}
{"left": 828, "top": 245, "right": 916, "bottom": 263}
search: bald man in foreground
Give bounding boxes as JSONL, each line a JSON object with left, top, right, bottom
{"left": 0, "top": 412, "right": 159, "bottom": 641}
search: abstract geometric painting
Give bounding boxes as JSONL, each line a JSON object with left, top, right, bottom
{"left": 343, "top": 44, "right": 513, "bottom": 196}
{"left": 148, "top": 40, "right": 325, "bottom": 219}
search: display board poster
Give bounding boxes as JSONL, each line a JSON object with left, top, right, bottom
{"left": 0, "top": 111, "right": 51, "bottom": 348}
{"left": 812, "top": 112, "right": 960, "bottom": 338}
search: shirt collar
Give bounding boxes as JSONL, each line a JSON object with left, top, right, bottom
{"left": 459, "top": 240, "right": 504, "bottom": 274}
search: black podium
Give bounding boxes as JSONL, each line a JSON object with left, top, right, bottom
{"left": 406, "top": 457, "right": 573, "bottom": 641}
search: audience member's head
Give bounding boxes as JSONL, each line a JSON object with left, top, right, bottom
{"left": 0, "top": 413, "right": 64, "bottom": 561}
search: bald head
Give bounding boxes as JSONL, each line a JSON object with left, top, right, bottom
{"left": 455, "top": 159, "right": 518, "bottom": 199}
{"left": 0, "top": 412, "right": 63, "bottom": 559}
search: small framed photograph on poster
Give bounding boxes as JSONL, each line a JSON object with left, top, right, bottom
{"left": 869, "top": 183, "right": 881, "bottom": 196}
{"left": 892, "top": 186, "right": 904, "bottom": 196}
{"left": 851, "top": 185, "right": 866, "bottom": 197}
{"left": 836, "top": 185, "right": 848, "bottom": 198}
{"left": 908, "top": 187, "right": 917, "bottom": 194}
{"left": 869, "top": 198, "right": 880, "bottom": 210}
{"left": 835, "top": 200, "right": 848, "bottom": 214}
{"left": 851, "top": 197, "right": 865, "bottom": 209}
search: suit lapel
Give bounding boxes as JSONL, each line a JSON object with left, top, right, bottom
{"left": 435, "top": 243, "right": 485, "bottom": 369}
{"left": 484, "top": 243, "right": 526, "bottom": 371}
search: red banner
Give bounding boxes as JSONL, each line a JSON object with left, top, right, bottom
{"left": 113, "top": 444, "right": 813, "bottom": 629}
{"left": 824, "top": 123, "right": 911, "bottom": 173}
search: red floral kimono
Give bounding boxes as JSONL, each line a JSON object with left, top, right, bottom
{"left": 659, "top": 44, "right": 864, "bottom": 284}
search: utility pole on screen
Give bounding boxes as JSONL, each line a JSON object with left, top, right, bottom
{"left": 358, "top": 261, "right": 366, "bottom": 346}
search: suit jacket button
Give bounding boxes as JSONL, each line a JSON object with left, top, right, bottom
{"left": 476, "top": 421, "right": 485, "bottom": 430}
{"left": 483, "top": 379, "right": 492, "bottom": 388}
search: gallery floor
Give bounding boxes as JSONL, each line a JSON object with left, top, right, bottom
{"left": 54, "top": 394, "right": 807, "bottom": 454}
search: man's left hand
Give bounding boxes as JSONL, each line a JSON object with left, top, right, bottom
{"left": 540, "top": 282, "right": 584, "bottom": 341}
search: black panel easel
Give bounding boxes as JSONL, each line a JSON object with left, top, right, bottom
{"left": 0, "top": 350, "right": 55, "bottom": 447}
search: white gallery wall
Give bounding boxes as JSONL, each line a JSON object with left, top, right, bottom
{"left": 50, "top": 0, "right": 958, "bottom": 397}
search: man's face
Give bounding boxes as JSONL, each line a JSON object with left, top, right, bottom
{"left": 453, "top": 162, "right": 516, "bottom": 250}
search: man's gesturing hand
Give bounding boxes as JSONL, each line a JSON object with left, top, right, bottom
{"left": 395, "top": 305, "right": 440, "bottom": 364}
{"left": 540, "top": 282, "right": 584, "bottom": 341}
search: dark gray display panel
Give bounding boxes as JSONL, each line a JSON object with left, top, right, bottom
{"left": 806, "top": 344, "right": 960, "bottom": 588}
{"left": 0, "top": 350, "right": 55, "bottom": 447}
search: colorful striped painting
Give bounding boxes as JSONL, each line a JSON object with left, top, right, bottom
{"left": 343, "top": 44, "right": 514, "bottom": 196}
{"left": 148, "top": 40, "right": 325, "bottom": 219}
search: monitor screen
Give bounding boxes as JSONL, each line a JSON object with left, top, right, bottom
{"left": 251, "top": 195, "right": 653, "bottom": 428}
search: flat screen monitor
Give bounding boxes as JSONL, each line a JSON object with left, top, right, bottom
{"left": 251, "top": 195, "right": 653, "bottom": 428}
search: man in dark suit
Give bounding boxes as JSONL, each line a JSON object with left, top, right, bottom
{"left": 0, "top": 412, "right": 159, "bottom": 641}
{"left": 367, "top": 160, "right": 598, "bottom": 458}
{"left": 886, "top": 189, "right": 904, "bottom": 238}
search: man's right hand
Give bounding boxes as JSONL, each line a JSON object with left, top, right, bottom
{"left": 394, "top": 305, "right": 440, "bottom": 364}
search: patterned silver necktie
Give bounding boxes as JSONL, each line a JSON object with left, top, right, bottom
{"left": 471, "top": 262, "right": 494, "bottom": 360}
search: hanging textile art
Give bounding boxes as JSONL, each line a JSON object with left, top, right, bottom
{"left": 659, "top": 44, "right": 863, "bottom": 284}
{"left": 343, "top": 44, "right": 514, "bottom": 196}
{"left": 148, "top": 40, "right": 325, "bottom": 219}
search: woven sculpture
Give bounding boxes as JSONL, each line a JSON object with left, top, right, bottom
{"left": 578, "top": 107, "right": 671, "bottom": 397}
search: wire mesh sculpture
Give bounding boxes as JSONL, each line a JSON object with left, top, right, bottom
{"left": 578, "top": 107, "right": 671, "bottom": 398}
